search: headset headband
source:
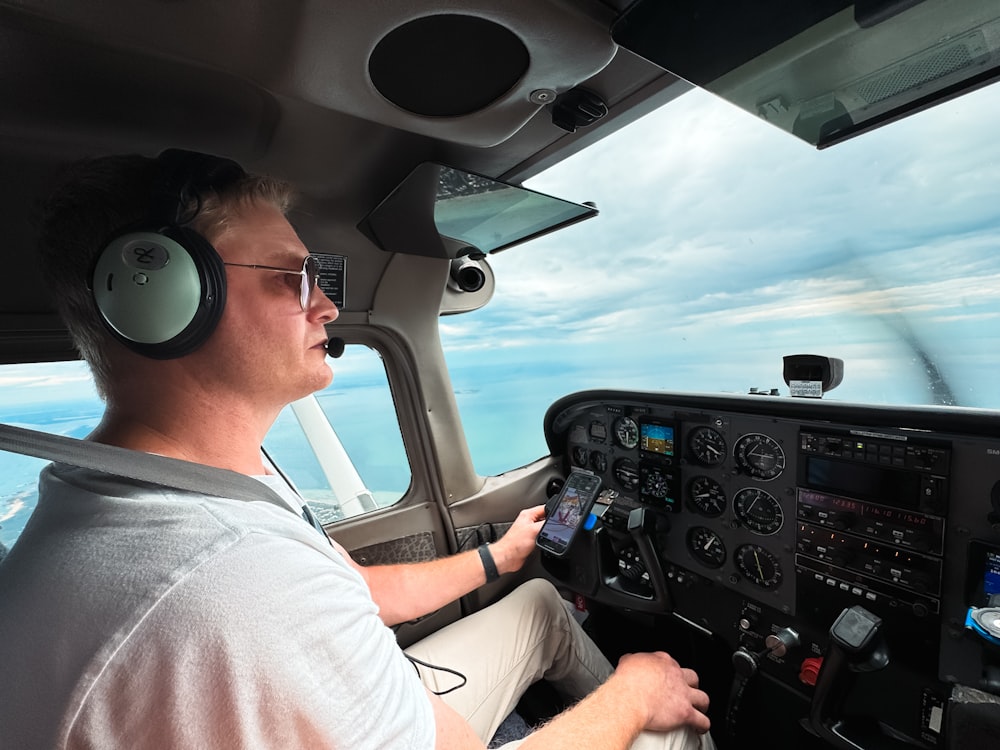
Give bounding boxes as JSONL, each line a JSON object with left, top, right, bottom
{"left": 150, "top": 149, "right": 248, "bottom": 228}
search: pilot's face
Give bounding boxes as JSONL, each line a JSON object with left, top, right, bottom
{"left": 197, "top": 201, "right": 338, "bottom": 409}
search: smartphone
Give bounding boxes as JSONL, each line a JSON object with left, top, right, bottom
{"left": 536, "top": 470, "right": 602, "bottom": 556}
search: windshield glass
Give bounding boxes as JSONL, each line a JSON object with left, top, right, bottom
{"left": 443, "top": 80, "right": 1000, "bottom": 475}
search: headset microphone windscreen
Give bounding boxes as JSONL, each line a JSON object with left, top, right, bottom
{"left": 325, "top": 337, "right": 346, "bottom": 358}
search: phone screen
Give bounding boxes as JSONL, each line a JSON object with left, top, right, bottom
{"left": 536, "top": 470, "right": 602, "bottom": 556}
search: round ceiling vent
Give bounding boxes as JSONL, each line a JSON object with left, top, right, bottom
{"left": 369, "top": 15, "right": 529, "bottom": 117}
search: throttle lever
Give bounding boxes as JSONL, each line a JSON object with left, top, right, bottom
{"left": 808, "top": 605, "right": 914, "bottom": 750}
{"left": 626, "top": 507, "right": 672, "bottom": 610}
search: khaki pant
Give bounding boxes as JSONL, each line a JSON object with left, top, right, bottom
{"left": 405, "top": 578, "right": 715, "bottom": 750}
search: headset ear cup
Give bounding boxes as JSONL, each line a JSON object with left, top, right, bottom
{"left": 92, "top": 226, "right": 226, "bottom": 359}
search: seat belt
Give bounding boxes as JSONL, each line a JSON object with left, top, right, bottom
{"left": 0, "top": 422, "right": 330, "bottom": 538}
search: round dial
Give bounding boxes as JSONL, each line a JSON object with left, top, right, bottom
{"left": 613, "top": 458, "right": 640, "bottom": 492}
{"left": 687, "top": 475, "right": 726, "bottom": 517}
{"left": 689, "top": 426, "right": 727, "bottom": 466}
{"left": 733, "top": 487, "right": 784, "bottom": 535}
{"left": 614, "top": 416, "right": 640, "bottom": 450}
{"left": 641, "top": 464, "right": 671, "bottom": 500}
{"left": 735, "top": 543, "right": 783, "bottom": 589}
{"left": 589, "top": 451, "right": 607, "bottom": 474}
{"left": 572, "top": 446, "right": 589, "bottom": 468}
{"left": 687, "top": 526, "right": 727, "bottom": 569}
{"left": 733, "top": 433, "right": 786, "bottom": 479}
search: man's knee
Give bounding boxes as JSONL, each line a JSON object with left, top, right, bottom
{"left": 505, "top": 578, "right": 574, "bottom": 630}
{"left": 509, "top": 577, "right": 562, "bottom": 610}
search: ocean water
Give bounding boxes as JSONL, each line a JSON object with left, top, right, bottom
{"left": 0, "top": 403, "right": 105, "bottom": 549}
{"left": 0, "top": 378, "right": 554, "bottom": 551}
{"left": 0, "top": 350, "right": 778, "bottom": 553}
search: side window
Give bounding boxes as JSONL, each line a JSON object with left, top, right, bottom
{"left": 263, "top": 344, "right": 410, "bottom": 523}
{"left": 0, "top": 361, "right": 104, "bottom": 556}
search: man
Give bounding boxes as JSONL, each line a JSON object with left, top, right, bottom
{"left": 0, "top": 151, "right": 713, "bottom": 749}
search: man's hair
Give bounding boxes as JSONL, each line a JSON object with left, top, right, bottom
{"left": 36, "top": 152, "right": 294, "bottom": 400}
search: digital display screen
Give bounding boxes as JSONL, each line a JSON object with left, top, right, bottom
{"left": 805, "top": 456, "right": 920, "bottom": 509}
{"left": 640, "top": 422, "right": 674, "bottom": 455}
{"left": 986, "top": 550, "right": 1000, "bottom": 597}
{"left": 965, "top": 541, "right": 1000, "bottom": 607}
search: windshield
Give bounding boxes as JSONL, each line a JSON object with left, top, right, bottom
{"left": 443, "top": 80, "right": 1000, "bottom": 474}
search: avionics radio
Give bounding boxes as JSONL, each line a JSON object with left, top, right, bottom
{"left": 794, "top": 429, "right": 950, "bottom": 616}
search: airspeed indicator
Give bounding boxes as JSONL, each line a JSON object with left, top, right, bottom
{"left": 689, "top": 426, "right": 727, "bottom": 466}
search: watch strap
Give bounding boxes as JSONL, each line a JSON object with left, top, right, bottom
{"left": 478, "top": 543, "right": 500, "bottom": 583}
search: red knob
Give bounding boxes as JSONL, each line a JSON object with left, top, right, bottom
{"left": 799, "top": 656, "right": 823, "bottom": 686}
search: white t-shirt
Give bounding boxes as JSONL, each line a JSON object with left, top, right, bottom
{"left": 0, "top": 463, "right": 435, "bottom": 749}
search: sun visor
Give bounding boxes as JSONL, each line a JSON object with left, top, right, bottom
{"left": 612, "top": 0, "right": 1000, "bottom": 148}
{"left": 359, "top": 162, "right": 597, "bottom": 259}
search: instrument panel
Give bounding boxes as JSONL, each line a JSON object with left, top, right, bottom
{"left": 541, "top": 390, "right": 1000, "bottom": 747}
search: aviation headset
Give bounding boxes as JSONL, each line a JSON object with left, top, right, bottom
{"left": 90, "top": 149, "right": 247, "bottom": 360}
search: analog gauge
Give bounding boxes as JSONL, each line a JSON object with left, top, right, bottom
{"left": 613, "top": 458, "right": 640, "bottom": 492}
{"left": 641, "top": 464, "right": 671, "bottom": 500}
{"left": 735, "top": 543, "right": 783, "bottom": 589}
{"left": 590, "top": 451, "right": 608, "bottom": 474}
{"left": 733, "top": 433, "right": 786, "bottom": 480}
{"left": 687, "top": 526, "right": 727, "bottom": 569}
{"left": 689, "top": 426, "right": 727, "bottom": 466}
{"left": 687, "top": 475, "right": 726, "bottom": 517}
{"left": 614, "top": 416, "right": 640, "bottom": 450}
{"left": 572, "top": 446, "right": 589, "bottom": 468}
{"left": 733, "top": 487, "right": 784, "bottom": 535}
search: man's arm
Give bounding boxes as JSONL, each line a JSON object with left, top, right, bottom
{"left": 428, "top": 651, "right": 712, "bottom": 750}
{"left": 339, "top": 505, "right": 546, "bottom": 626}
{"left": 518, "top": 652, "right": 711, "bottom": 750}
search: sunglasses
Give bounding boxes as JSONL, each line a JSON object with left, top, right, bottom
{"left": 223, "top": 255, "right": 320, "bottom": 311}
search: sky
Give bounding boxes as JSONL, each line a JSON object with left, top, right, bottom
{"left": 440, "top": 81, "right": 1000, "bottom": 417}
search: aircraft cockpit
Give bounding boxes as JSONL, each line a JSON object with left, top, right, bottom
{"left": 1, "top": 0, "right": 1000, "bottom": 748}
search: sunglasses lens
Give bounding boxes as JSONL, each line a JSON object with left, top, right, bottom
{"left": 301, "top": 255, "right": 319, "bottom": 310}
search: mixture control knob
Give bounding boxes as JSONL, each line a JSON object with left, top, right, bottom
{"left": 800, "top": 656, "right": 823, "bottom": 686}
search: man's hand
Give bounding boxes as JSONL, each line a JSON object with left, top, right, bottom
{"left": 614, "top": 652, "right": 711, "bottom": 735}
{"left": 520, "top": 649, "right": 711, "bottom": 750}
{"left": 489, "top": 505, "right": 546, "bottom": 575}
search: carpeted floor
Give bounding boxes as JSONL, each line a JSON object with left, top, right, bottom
{"left": 487, "top": 711, "right": 532, "bottom": 747}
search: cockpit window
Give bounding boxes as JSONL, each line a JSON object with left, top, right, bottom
{"left": 0, "top": 348, "right": 407, "bottom": 550}
{"left": 263, "top": 344, "right": 409, "bottom": 522}
{"left": 0, "top": 361, "right": 101, "bottom": 553}
{"left": 443, "top": 80, "right": 1000, "bottom": 476}
{"left": 613, "top": 0, "right": 1000, "bottom": 148}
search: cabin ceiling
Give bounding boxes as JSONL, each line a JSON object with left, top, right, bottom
{"left": 0, "top": 0, "right": 685, "bottom": 363}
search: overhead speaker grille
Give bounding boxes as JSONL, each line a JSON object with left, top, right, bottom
{"left": 369, "top": 15, "right": 529, "bottom": 117}
{"left": 856, "top": 45, "right": 977, "bottom": 106}
{"left": 849, "top": 32, "right": 990, "bottom": 108}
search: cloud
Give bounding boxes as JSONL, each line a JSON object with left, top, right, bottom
{"left": 443, "top": 82, "right": 1000, "bottom": 408}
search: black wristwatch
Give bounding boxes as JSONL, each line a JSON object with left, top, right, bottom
{"left": 478, "top": 543, "right": 500, "bottom": 583}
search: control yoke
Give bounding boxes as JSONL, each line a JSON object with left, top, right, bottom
{"left": 808, "top": 605, "right": 916, "bottom": 750}
{"left": 626, "top": 507, "right": 672, "bottom": 610}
